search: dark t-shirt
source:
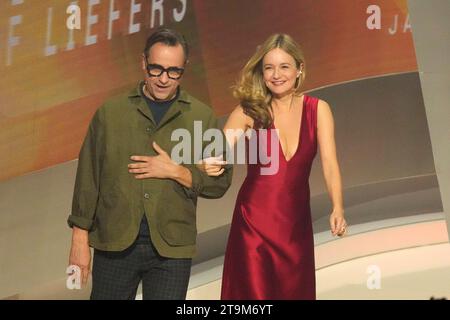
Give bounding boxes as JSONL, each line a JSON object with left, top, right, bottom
{"left": 141, "top": 85, "right": 179, "bottom": 124}
{"left": 137, "top": 85, "right": 178, "bottom": 242}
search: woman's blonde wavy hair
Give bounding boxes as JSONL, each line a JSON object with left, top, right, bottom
{"left": 233, "top": 34, "right": 306, "bottom": 129}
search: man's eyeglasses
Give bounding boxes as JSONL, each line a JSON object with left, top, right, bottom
{"left": 145, "top": 62, "right": 184, "bottom": 80}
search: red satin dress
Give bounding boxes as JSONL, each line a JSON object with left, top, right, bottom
{"left": 221, "top": 95, "right": 318, "bottom": 300}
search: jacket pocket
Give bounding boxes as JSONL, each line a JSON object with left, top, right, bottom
{"left": 157, "top": 191, "right": 197, "bottom": 246}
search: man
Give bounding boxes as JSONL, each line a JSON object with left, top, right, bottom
{"left": 68, "top": 28, "right": 232, "bottom": 300}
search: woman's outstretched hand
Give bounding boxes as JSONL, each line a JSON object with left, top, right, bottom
{"left": 196, "top": 156, "right": 227, "bottom": 176}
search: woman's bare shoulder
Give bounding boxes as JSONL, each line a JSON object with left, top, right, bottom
{"left": 317, "top": 98, "right": 331, "bottom": 109}
{"left": 226, "top": 105, "right": 254, "bottom": 129}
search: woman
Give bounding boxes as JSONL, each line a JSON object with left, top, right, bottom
{"left": 200, "top": 34, "right": 346, "bottom": 300}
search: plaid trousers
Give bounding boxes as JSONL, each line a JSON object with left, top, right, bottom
{"left": 90, "top": 237, "right": 192, "bottom": 300}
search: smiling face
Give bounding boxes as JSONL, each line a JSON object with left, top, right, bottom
{"left": 262, "top": 48, "right": 301, "bottom": 98}
{"left": 142, "top": 42, "right": 185, "bottom": 101}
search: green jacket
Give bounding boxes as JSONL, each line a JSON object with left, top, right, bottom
{"left": 68, "top": 82, "right": 232, "bottom": 258}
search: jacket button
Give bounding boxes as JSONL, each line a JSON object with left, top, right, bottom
{"left": 146, "top": 127, "right": 152, "bottom": 132}
{"left": 144, "top": 193, "right": 150, "bottom": 199}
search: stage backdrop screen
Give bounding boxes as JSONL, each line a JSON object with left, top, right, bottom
{"left": 0, "top": 0, "right": 417, "bottom": 181}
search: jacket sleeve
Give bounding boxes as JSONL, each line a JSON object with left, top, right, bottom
{"left": 67, "top": 108, "right": 104, "bottom": 230}
{"left": 182, "top": 112, "right": 233, "bottom": 199}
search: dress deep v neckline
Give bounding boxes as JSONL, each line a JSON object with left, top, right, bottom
{"left": 272, "top": 95, "right": 306, "bottom": 163}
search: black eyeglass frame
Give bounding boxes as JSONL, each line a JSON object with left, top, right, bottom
{"left": 144, "top": 60, "right": 185, "bottom": 80}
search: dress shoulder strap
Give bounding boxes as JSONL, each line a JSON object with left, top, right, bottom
{"left": 303, "top": 95, "right": 319, "bottom": 133}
